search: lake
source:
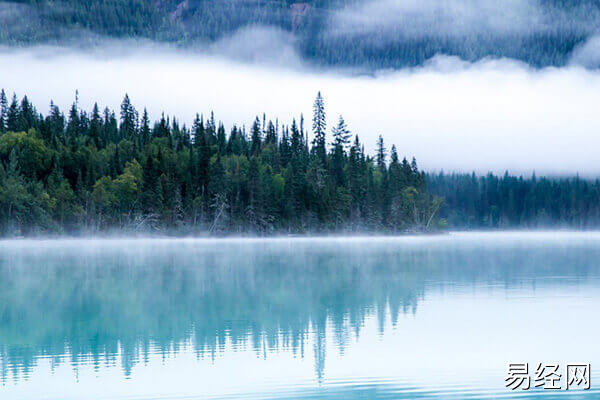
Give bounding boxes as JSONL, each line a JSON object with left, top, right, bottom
{"left": 1, "top": 232, "right": 599, "bottom": 399}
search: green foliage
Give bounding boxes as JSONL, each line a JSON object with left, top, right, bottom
{"left": 0, "top": 91, "right": 437, "bottom": 235}
{"left": 0, "top": 150, "right": 52, "bottom": 235}
{"left": 0, "top": 130, "right": 53, "bottom": 179}
{"left": 428, "top": 172, "right": 600, "bottom": 228}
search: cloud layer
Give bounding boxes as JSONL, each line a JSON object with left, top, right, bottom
{"left": 1, "top": 46, "right": 600, "bottom": 175}
{"left": 208, "top": 26, "right": 302, "bottom": 67}
{"left": 327, "top": 0, "right": 598, "bottom": 39}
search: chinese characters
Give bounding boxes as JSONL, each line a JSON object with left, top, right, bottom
{"left": 506, "top": 363, "right": 590, "bottom": 391}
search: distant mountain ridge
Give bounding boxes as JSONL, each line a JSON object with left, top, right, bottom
{"left": 1, "top": 0, "right": 600, "bottom": 69}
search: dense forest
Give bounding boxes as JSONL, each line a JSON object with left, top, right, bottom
{"left": 0, "top": 90, "right": 442, "bottom": 236}
{"left": 428, "top": 172, "right": 600, "bottom": 229}
{"left": 2, "top": 0, "right": 600, "bottom": 69}
{"left": 1, "top": 89, "right": 599, "bottom": 236}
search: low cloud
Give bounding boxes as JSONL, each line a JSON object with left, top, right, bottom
{"left": 327, "top": 0, "right": 599, "bottom": 40}
{"left": 1, "top": 46, "right": 600, "bottom": 176}
{"left": 208, "top": 25, "right": 303, "bottom": 67}
{"left": 570, "top": 35, "right": 600, "bottom": 68}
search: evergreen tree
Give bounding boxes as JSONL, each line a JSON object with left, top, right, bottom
{"left": 217, "top": 123, "right": 227, "bottom": 155}
{"left": 66, "top": 98, "right": 81, "bottom": 141}
{"left": 103, "top": 108, "right": 118, "bottom": 144}
{"left": 7, "top": 94, "right": 21, "bottom": 133}
{"left": 140, "top": 108, "right": 151, "bottom": 146}
{"left": 120, "top": 94, "right": 138, "bottom": 139}
{"left": 265, "top": 121, "right": 277, "bottom": 145}
{"left": 46, "top": 101, "right": 65, "bottom": 144}
{"left": 376, "top": 135, "right": 386, "bottom": 171}
{"left": 250, "top": 117, "right": 262, "bottom": 156}
{"left": 331, "top": 116, "right": 350, "bottom": 187}
{"left": 311, "top": 92, "right": 327, "bottom": 164}
{"left": 20, "top": 96, "right": 37, "bottom": 131}
{"left": 0, "top": 89, "right": 8, "bottom": 133}
{"left": 90, "top": 103, "right": 102, "bottom": 147}
{"left": 331, "top": 115, "right": 351, "bottom": 150}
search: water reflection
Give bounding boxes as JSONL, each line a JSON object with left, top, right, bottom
{"left": 1, "top": 233, "right": 599, "bottom": 398}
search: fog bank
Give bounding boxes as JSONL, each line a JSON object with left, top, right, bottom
{"left": 328, "top": 0, "right": 599, "bottom": 39}
{"left": 1, "top": 46, "right": 600, "bottom": 175}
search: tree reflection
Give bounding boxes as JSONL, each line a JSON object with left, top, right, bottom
{"left": 0, "top": 238, "right": 598, "bottom": 382}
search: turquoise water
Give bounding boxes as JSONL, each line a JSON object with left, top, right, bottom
{"left": 0, "top": 232, "right": 599, "bottom": 399}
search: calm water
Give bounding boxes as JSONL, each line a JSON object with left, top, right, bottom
{"left": 1, "top": 232, "right": 599, "bottom": 399}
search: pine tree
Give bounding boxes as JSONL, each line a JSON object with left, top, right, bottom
{"left": 0, "top": 89, "right": 8, "bottom": 133}
{"left": 7, "top": 94, "right": 20, "bottom": 133}
{"left": 90, "top": 103, "right": 102, "bottom": 147}
{"left": 290, "top": 119, "right": 302, "bottom": 155}
{"left": 388, "top": 145, "right": 406, "bottom": 188}
{"left": 119, "top": 94, "right": 138, "bottom": 139}
{"left": 250, "top": 116, "right": 262, "bottom": 156}
{"left": 331, "top": 116, "right": 350, "bottom": 187}
{"left": 331, "top": 115, "right": 351, "bottom": 150}
{"left": 279, "top": 126, "right": 291, "bottom": 167}
{"left": 20, "top": 96, "right": 36, "bottom": 131}
{"left": 66, "top": 99, "right": 80, "bottom": 141}
{"left": 411, "top": 157, "right": 424, "bottom": 188}
{"left": 103, "top": 108, "right": 118, "bottom": 143}
{"left": 265, "top": 121, "right": 277, "bottom": 144}
{"left": 192, "top": 114, "right": 204, "bottom": 146}
{"left": 46, "top": 101, "right": 65, "bottom": 144}
{"left": 217, "top": 123, "right": 227, "bottom": 155}
{"left": 206, "top": 112, "right": 216, "bottom": 145}
{"left": 155, "top": 113, "right": 170, "bottom": 138}
{"left": 348, "top": 135, "right": 364, "bottom": 220}
{"left": 376, "top": 135, "right": 386, "bottom": 171}
{"left": 401, "top": 157, "right": 412, "bottom": 185}
{"left": 140, "top": 108, "right": 151, "bottom": 146}
{"left": 193, "top": 114, "right": 210, "bottom": 192}
{"left": 311, "top": 92, "right": 327, "bottom": 164}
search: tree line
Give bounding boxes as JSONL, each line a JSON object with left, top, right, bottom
{"left": 0, "top": 90, "right": 441, "bottom": 236}
{"left": 428, "top": 172, "right": 600, "bottom": 229}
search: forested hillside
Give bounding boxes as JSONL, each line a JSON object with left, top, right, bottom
{"left": 2, "top": 0, "right": 600, "bottom": 69}
{"left": 0, "top": 90, "right": 441, "bottom": 236}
